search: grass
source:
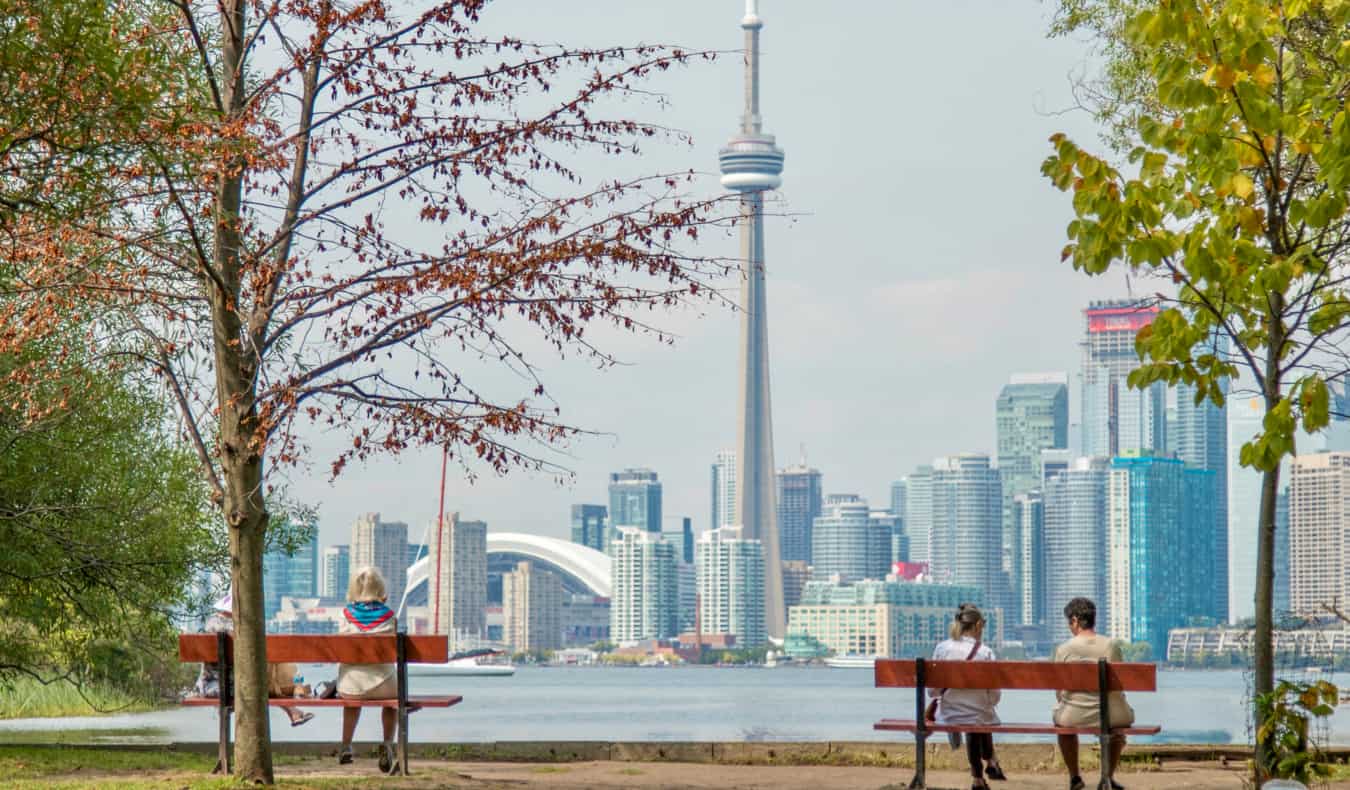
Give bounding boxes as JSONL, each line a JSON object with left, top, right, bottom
{"left": 0, "top": 677, "right": 158, "bottom": 720}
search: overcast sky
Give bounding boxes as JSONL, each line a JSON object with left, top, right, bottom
{"left": 291, "top": 0, "right": 1143, "bottom": 550}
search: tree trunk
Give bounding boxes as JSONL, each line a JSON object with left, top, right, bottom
{"left": 1252, "top": 302, "right": 1285, "bottom": 784}
{"left": 225, "top": 456, "right": 272, "bottom": 783}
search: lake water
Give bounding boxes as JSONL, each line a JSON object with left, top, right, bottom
{"left": 1, "top": 666, "right": 1346, "bottom": 745}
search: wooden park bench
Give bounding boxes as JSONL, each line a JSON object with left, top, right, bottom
{"left": 874, "top": 658, "right": 1160, "bottom": 790}
{"left": 179, "top": 632, "right": 462, "bottom": 776}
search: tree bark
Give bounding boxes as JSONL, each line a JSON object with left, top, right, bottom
{"left": 1252, "top": 298, "right": 1285, "bottom": 785}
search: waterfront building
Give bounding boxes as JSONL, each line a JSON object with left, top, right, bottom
{"left": 904, "top": 466, "right": 934, "bottom": 565}
{"left": 661, "top": 518, "right": 696, "bottom": 566}
{"left": 609, "top": 527, "right": 678, "bottom": 644}
{"left": 262, "top": 525, "right": 319, "bottom": 622}
{"left": 268, "top": 597, "right": 342, "bottom": 635}
{"left": 609, "top": 468, "right": 662, "bottom": 533}
{"left": 1079, "top": 301, "right": 1164, "bottom": 457}
{"left": 711, "top": 449, "right": 738, "bottom": 530}
{"left": 429, "top": 512, "right": 487, "bottom": 640}
{"left": 561, "top": 594, "right": 611, "bottom": 646}
{"left": 1013, "top": 492, "right": 1045, "bottom": 628}
{"left": 696, "top": 526, "right": 766, "bottom": 648}
{"left": 351, "top": 513, "right": 408, "bottom": 610}
{"left": 782, "top": 560, "right": 810, "bottom": 609}
{"left": 676, "top": 561, "right": 697, "bottom": 632}
{"left": 1044, "top": 457, "right": 1109, "bottom": 643}
{"left": 503, "top": 561, "right": 563, "bottom": 652}
{"left": 996, "top": 374, "right": 1068, "bottom": 625}
{"left": 319, "top": 544, "right": 349, "bottom": 601}
{"left": 720, "top": 0, "right": 787, "bottom": 638}
{"left": 570, "top": 504, "right": 608, "bottom": 553}
{"left": 1290, "top": 452, "right": 1350, "bottom": 616}
{"left": 870, "top": 510, "right": 906, "bottom": 568}
{"left": 1174, "top": 380, "right": 1229, "bottom": 621}
{"left": 777, "top": 462, "right": 823, "bottom": 564}
{"left": 930, "top": 454, "right": 1003, "bottom": 606}
{"left": 1107, "top": 453, "right": 1220, "bottom": 651}
{"left": 784, "top": 579, "right": 991, "bottom": 659}
{"left": 812, "top": 495, "right": 891, "bottom": 583}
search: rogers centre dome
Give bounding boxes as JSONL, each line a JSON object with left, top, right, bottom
{"left": 405, "top": 532, "right": 611, "bottom": 605}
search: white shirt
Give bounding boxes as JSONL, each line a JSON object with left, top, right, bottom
{"left": 929, "top": 636, "right": 1001, "bottom": 725}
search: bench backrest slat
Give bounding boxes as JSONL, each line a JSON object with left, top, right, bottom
{"left": 178, "top": 634, "right": 448, "bottom": 664}
{"left": 874, "top": 659, "right": 1156, "bottom": 692}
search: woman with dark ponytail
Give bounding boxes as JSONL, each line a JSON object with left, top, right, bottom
{"left": 928, "top": 603, "right": 1007, "bottom": 790}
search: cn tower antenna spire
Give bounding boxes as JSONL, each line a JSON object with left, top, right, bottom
{"left": 719, "top": 0, "right": 785, "bottom": 639}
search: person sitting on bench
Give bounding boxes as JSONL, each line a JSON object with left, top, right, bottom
{"left": 192, "top": 593, "right": 314, "bottom": 727}
{"left": 930, "top": 602, "right": 1007, "bottom": 790}
{"left": 336, "top": 566, "right": 400, "bottom": 773}
{"left": 1052, "top": 597, "right": 1135, "bottom": 790}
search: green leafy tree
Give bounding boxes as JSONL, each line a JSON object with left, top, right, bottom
{"left": 1043, "top": 1, "right": 1350, "bottom": 780}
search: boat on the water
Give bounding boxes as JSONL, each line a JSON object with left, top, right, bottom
{"left": 409, "top": 647, "right": 516, "bottom": 677}
{"left": 823, "top": 655, "right": 880, "bottom": 669}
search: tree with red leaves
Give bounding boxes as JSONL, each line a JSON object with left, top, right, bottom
{"left": 1, "top": 0, "right": 731, "bottom": 781}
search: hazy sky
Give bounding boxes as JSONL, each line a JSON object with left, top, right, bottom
{"left": 292, "top": 0, "right": 1142, "bottom": 550}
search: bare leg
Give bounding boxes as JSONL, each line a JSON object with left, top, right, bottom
{"left": 381, "top": 707, "right": 397, "bottom": 742}
{"left": 1057, "top": 734, "right": 1080, "bottom": 778}
{"left": 284, "top": 707, "right": 302, "bottom": 724}
{"left": 341, "top": 707, "right": 361, "bottom": 747}
{"left": 1108, "top": 734, "right": 1126, "bottom": 778}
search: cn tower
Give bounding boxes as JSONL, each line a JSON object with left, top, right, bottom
{"left": 719, "top": 0, "right": 785, "bottom": 638}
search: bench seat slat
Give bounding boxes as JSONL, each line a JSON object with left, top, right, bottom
{"left": 182, "top": 695, "right": 462, "bottom": 709}
{"left": 875, "top": 660, "right": 1156, "bottom": 692}
{"left": 873, "top": 718, "right": 1161, "bottom": 736}
{"left": 178, "top": 634, "right": 448, "bottom": 664}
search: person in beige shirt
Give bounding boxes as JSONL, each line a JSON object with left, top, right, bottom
{"left": 1052, "top": 597, "right": 1134, "bottom": 790}
{"left": 336, "top": 566, "right": 400, "bottom": 773}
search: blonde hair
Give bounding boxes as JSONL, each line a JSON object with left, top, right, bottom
{"left": 347, "top": 565, "right": 388, "bottom": 603}
{"left": 949, "top": 602, "right": 985, "bottom": 640}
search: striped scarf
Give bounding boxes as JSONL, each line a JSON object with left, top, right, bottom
{"left": 343, "top": 601, "right": 393, "bottom": 632}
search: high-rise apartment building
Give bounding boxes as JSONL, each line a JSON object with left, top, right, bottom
{"left": 1080, "top": 301, "right": 1164, "bottom": 458}
{"left": 609, "top": 468, "right": 662, "bottom": 533}
{"left": 503, "top": 561, "right": 562, "bottom": 652}
{"left": 1174, "top": 381, "right": 1229, "bottom": 621}
{"left": 777, "top": 463, "right": 823, "bottom": 564}
{"left": 996, "top": 374, "right": 1069, "bottom": 624}
{"left": 811, "top": 495, "right": 891, "bottom": 583}
{"left": 350, "top": 513, "right": 408, "bottom": 611}
{"left": 1013, "top": 492, "right": 1045, "bottom": 628}
{"left": 262, "top": 525, "right": 319, "bottom": 621}
{"left": 320, "top": 545, "right": 350, "bottom": 601}
{"left": 1044, "top": 457, "right": 1109, "bottom": 643}
{"left": 930, "top": 454, "right": 1003, "bottom": 605}
{"left": 609, "top": 527, "right": 678, "bottom": 644}
{"left": 890, "top": 479, "right": 907, "bottom": 522}
{"left": 904, "top": 465, "right": 934, "bottom": 565}
{"left": 696, "top": 526, "right": 766, "bottom": 647}
{"left": 870, "top": 510, "right": 905, "bottom": 566}
{"left": 570, "top": 504, "right": 608, "bottom": 553}
{"left": 1289, "top": 452, "right": 1350, "bottom": 616}
{"left": 711, "top": 449, "right": 738, "bottom": 530}
{"left": 429, "top": 512, "right": 487, "bottom": 640}
{"left": 782, "top": 560, "right": 810, "bottom": 609}
{"left": 1107, "top": 454, "right": 1220, "bottom": 650}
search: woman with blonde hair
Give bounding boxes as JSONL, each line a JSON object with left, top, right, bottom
{"left": 336, "top": 566, "right": 400, "bottom": 773}
{"left": 929, "top": 603, "right": 1007, "bottom": 790}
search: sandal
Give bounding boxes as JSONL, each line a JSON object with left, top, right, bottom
{"left": 985, "top": 761, "right": 1007, "bottom": 781}
{"left": 290, "top": 711, "right": 314, "bottom": 727}
{"left": 971, "top": 780, "right": 990, "bottom": 790}
{"left": 337, "top": 745, "right": 353, "bottom": 765}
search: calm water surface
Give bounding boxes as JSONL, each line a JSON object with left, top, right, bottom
{"left": 1, "top": 666, "right": 1343, "bottom": 745}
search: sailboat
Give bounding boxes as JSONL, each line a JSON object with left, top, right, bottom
{"left": 409, "top": 647, "right": 516, "bottom": 677}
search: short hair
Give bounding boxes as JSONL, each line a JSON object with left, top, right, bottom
{"left": 347, "top": 565, "right": 388, "bottom": 603}
{"left": 1064, "top": 597, "right": 1096, "bottom": 629}
{"left": 949, "top": 602, "right": 985, "bottom": 640}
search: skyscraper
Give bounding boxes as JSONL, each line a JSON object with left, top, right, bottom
{"left": 1044, "top": 457, "right": 1109, "bottom": 643}
{"left": 720, "top": 0, "right": 786, "bottom": 639}
{"left": 609, "top": 527, "right": 678, "bottom": 643}
{"left": 1013, "top": 492, "right": 1045, "bottom": 628}
{"left": 429, "top": 512, "right": 487, "bottom": 640}
{"left": 262, "top": 525, "right": 319, "bottom": 621}
{"left": 570, "top": 504, "right": 608, "bottom": 553}
{"left": 1174, "top": 381, "right": 1228, "bottom": 620}
{"left": 777, "top": 462, "right": 823, "bottom": 563}
{"left": 696, "top": 525, "right": 766, "bottom": 647}
{"left": 320, "top": 544, "right": 350, "bottom": 601}
{"left": 350, "top": 513, "right": 408, "bottom": 611}
{"left": 811, "top": 495, "right": 890, "bottom": 583}
{"left": 890, "top": 479, "right": 907, "bottom": 519}
{"left": 1289, "top": 452, "right": 1350, "bottom": 616}
{"left": 995, "top": 374, "right": 1069, "bottom": 624}
{"left": 608, "top": 468, "right": 662, "bottom": 533}
{"left": 1080, "top": 300, "right": 1164, "bottom": 457}
{"left": 930, "top": 454, "right": 1003, "bottom": 604}
{"left": 503, "top": 561, "right": 562, "bottom": 653}
{"left": 1227, "top": 394, "right": 1263, "bottom": 623}
{"left": 904, "top": 466, "right": 934, "bottom": 565}
{"left": 711, "top": 449, "right": 738, "bottom": 530}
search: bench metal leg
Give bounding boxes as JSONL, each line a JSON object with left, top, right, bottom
{"left": 215, "top": 631, "right": 232, "bottom": 775}
{"left": 1098, "top": 659, "right": 1111, "bottom": 790}
{"left": 397, "top": 630, "right": 411, "bottom": 776}
{"left": 910, "top": 657, "right": 927, "bottom": 790}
